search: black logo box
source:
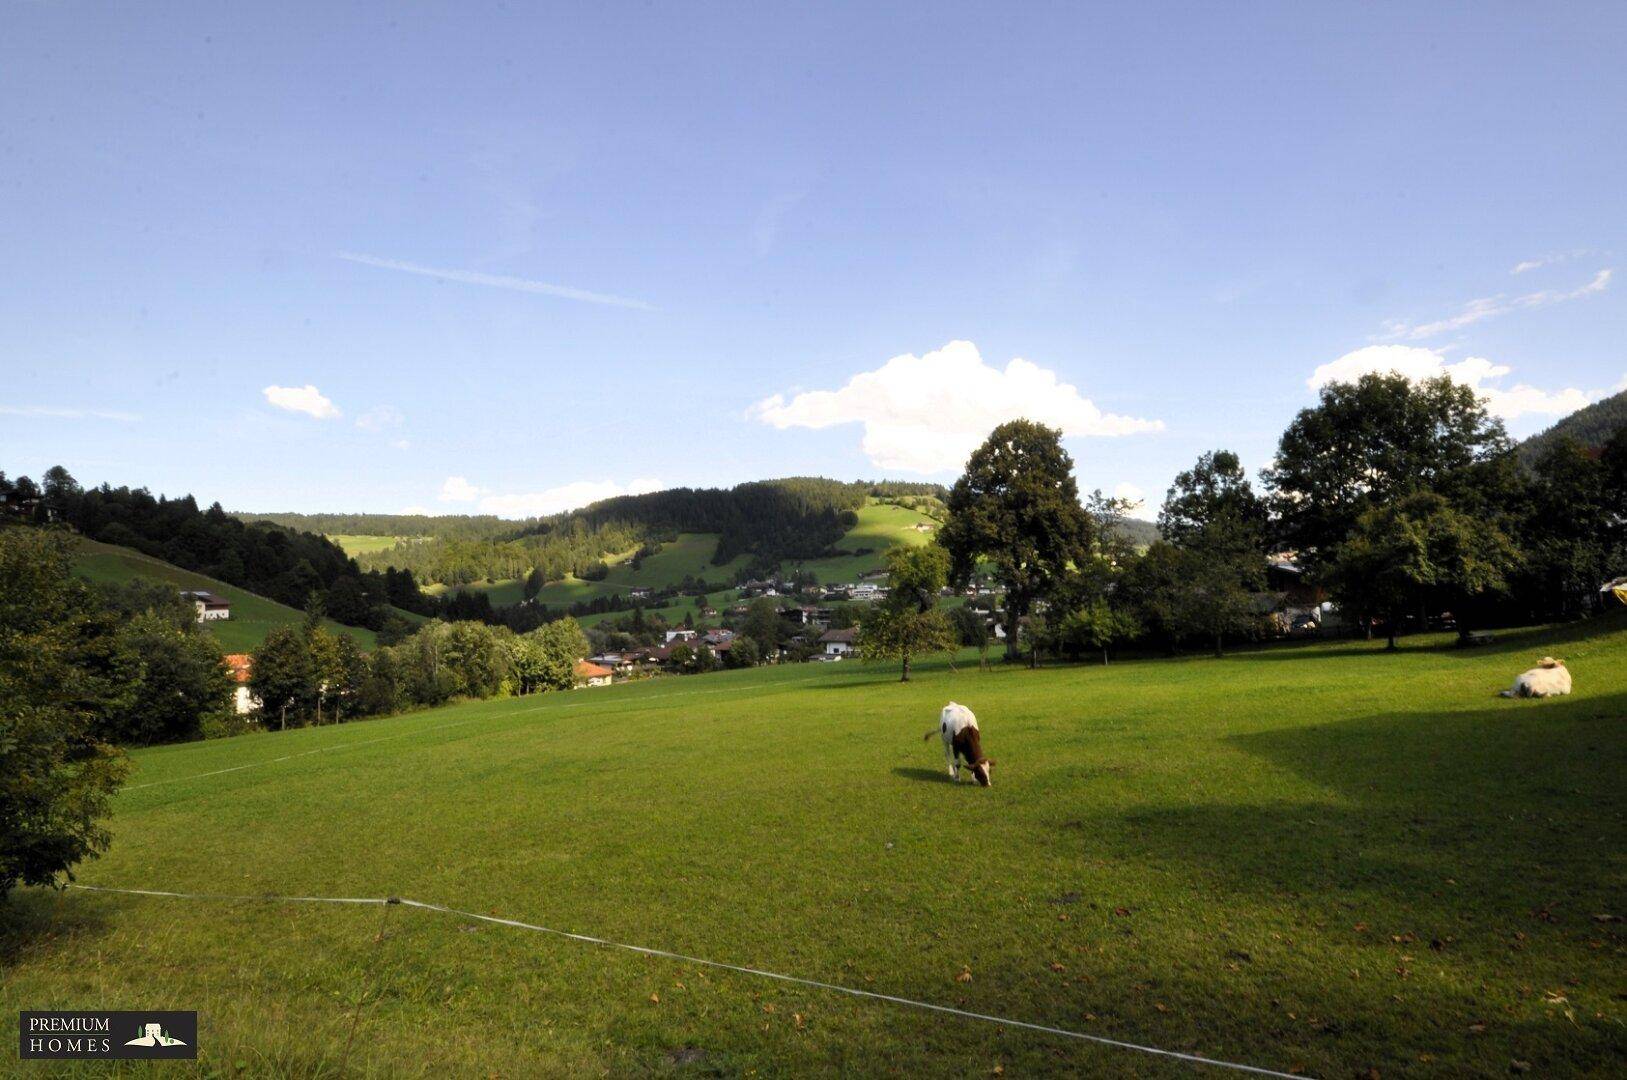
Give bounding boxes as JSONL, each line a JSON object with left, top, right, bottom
{"left": 19, "top": 1011, "right": 197, "bottom": 1060}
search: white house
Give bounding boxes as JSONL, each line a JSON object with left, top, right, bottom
{"left": 819, "top": 627, "right": 858, "bottom": 657}
{"left": 574, "top": 660, "right": 614, "bottom": 688}
{"left": 181, "top": 590, "right": 231, "bottom": 621}
{"left": 665, "top": 628, "right": 699, "bottom": 643}
{"left": 223, "top": 653, "right": 259, "bottom": 715}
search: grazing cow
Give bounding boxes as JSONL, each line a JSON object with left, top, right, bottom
{"left": 1499, "top": 656, "right": 1572, "bottom": 698}
{"left": 925, "top": 701, "right": 994, "bottom": 786}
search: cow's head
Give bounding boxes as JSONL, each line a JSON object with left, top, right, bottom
{"left": 970, "top": 759, "right": 994, "bottom": 787}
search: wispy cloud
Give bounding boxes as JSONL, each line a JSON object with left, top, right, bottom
{"left": 1511, "top": 249, "right": 1589, "bottom": 275}
{"left": 752, "top": 191, "right": 807, "bottom": 256}
{"left": 335, "top": 251, "right": 655, "bottom": 311}
{"left": 354, "top": 404, "right": 404, "bottom": 432}
{"left": 263, "top": 384, "right": 341, "bottom": 419}
{"left": 0, "top": 404, "right": 140, "bottom": 422}
{"left": 1382, "top": 269, "right": 1612, "bottom": 340}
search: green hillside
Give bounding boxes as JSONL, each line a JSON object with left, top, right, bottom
{"left": 783, "top": 500, "right": 939, "bottom": 584}
{"left": 6, "top": 618, "right": 1622, "bottom": 1076}
{"left": 426, "top": 502, "right": 940, "bottom": 619}
{"left": 71, "top": 537, "right": 382, "bottom": 652}
{"left": 329, "top": 533, "right": 419, "bottom": 557}
{"left": 1517, "top": 387, "right": 1627, "bottom": 464}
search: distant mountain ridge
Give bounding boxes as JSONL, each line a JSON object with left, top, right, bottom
{"left": 1517, "top": 388, "right": 1627, "bottom": 464}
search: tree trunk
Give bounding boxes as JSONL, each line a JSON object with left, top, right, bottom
{"left": 1214, "top": 631, "right": 1224, "bottom": 658}
{"left": 1101, "top": 646, "right": 1109, "bottom": 666}
{"left": 900, "top": 652, "right": 911, "bottom": 682}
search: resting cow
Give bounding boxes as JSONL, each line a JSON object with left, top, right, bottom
{"left": 1500, "top": 657, "right": 1571, "bottom": 698}
{"left": 926, "top": 701, "right": 994, "bottom": 786}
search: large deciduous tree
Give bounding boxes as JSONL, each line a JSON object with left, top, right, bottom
{"left": 0, "top": 528, "right": 129, "bottom": 895}
{"left": 1264, "top": 373, "right": 1511, "bottom": 564}
{"left": 939, "top": 420, "right": 1094, "bottom": 663}
{"left": 1158, "top": 450, "right": 1269, "bottom": 656}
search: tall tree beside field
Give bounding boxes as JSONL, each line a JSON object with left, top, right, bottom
{"left": 940, "top": 420, "right": 1094, "bottom": 663}
{"left": 1158, "top": 450, "right": 1269, "bottom": 656}
{"left": 0, "top": 528, "right": 129, "bottom": 895}
{"left": 1329, "top": 492, "right": 1520, "bottom": 649}
{"left": 856, "top": 544, "right": 956, "bottom": 681}
{"left": 1264, "top": 374, "right": 1511, "bottom": 565}
{"left": 252, "top": 626, "right": 315, "bottom": 728}
{"left": 529, "top": 617, "right": 590, "bottom": 690}
{"left": 114, "top": 613, "right": 237, "bottom": 744}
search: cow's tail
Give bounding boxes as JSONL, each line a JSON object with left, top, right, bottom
{"left": 924, "top": 728, "right": 940, "bottom": 742}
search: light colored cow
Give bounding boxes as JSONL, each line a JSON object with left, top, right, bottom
{"left": 1500, "top": 657, "right": 1572, "bottom": 698}
{"left": 925, "top": 701, "right": 993, "bottom": 786}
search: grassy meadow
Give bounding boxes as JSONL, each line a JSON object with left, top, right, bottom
{"left": 6, "top": 620, "right": 1622, "bottom": 1077}
{"left": 328, "top": 534, "right": 418, "bottom": 558}
{"left": 70, "top": 538, "right": 380, "bottom": 652}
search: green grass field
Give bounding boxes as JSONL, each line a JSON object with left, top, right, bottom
{"left": 70, "top": 538, "right": 380, "bottom": 652}
{"left": 784, "top": 500, "right": 938, "bottom": 584}
{"left": 5, "top": 619, "right": 1623, "bottom": 1076}
{"left": 329, "top": 534, "right": 416, "bottom": 557}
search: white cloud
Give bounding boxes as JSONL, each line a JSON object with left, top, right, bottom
{"left": 1383, "top": 268, "right": 1611, "bottom": 340}
{"left": 439, "top": 476, "right": 482, "bottom": 503}
{"left": 476, "top": 478, "right": 663, "bottom": 518}
{"left": 354, "top": 404, "right": 404, "bottom": 432}
{"left": 390, "top": 438, "right": 411, "bottom": 451}
{"left": 335, "top": 251, "right": 654, "bottom": 311}
{"left": 262, "top": 384, "right": 341, "bottom": 419}
{"left": 435, "top": 475, "right": 663, "bottom": 517}
{"left": 751, "top": 340, "right": 1163, "bottom": 474}
{"left": 1308, "top": 344, "right": 1613, "bottom": 422}
{"left": 0, "top": 404, "right": 139, "bottom": 421}
{"left": 1113, "top": 482, "right": 1155, "bottom": 521}
{"left": 399, "top": 505, "right": 431, "bottom": 515}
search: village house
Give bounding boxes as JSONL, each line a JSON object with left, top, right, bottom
{"left": 664, "top": 628, "right": 699, "bottom": 643}
{"left": 180, "top": 589, "right": 231, "bottom": 622}
{"left": 628, "top": 586, "right": 653, "bottom": 600}
{"left": 819, "top": 627, "right": 858, "bottom": 657}
{"left": 223, "top": 653, "right": 259, "bottom": 715}
{"left": 573, "top": 659, "right": 614, "bottom": 687}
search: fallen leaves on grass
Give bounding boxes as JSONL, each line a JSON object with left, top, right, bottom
{"left": 648, "top": 993, "right": 660, "bottom": 1005}
{"left": 955, "top": 966, "right": 973, "bottom": 984}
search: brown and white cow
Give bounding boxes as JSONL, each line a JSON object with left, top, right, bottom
{"left": 925, "top": 701, "right": 994, "bottom": 786}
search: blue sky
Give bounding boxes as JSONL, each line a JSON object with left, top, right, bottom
{"left": 3, "top": 2, "right": 1623, "bottom": 518}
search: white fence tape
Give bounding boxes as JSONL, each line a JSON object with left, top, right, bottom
{"left": 68, "top": 883, "right": 1309, "bottom": 1078}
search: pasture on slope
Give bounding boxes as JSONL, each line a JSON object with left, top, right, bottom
{"left": 70, "top": 537, "right": 385, "bottom": 652}
{"left": 4, "top": 623, "right": 1623, "bottom": 1076}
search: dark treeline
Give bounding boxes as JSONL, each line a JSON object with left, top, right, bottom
{"left": 0, "top": 467, "right": 431, "bottom": 634}
{"left": 236, "top": 511, "right": 522, "bottom": 542}
{"left": 558, "top": 477, "right": 868, "bottom": 566}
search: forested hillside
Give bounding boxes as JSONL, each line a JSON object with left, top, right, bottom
{"left": 272, "top": 479, "right": 951, "bottom": 588}
{"left": 2, "top": 466, "right": 427, "bottom": 635}
{"left": 1517, "top": 388, "right": 1627, "bottom": 464}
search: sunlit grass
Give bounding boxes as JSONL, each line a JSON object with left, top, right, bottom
{"left": 5, "top": 619, "right": 1623, "bottom": 1076}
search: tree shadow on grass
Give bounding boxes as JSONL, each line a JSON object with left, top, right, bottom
{"left": 0, "top": 887, "right": 115, "bottom": 968}
{"left": 1070, "top": 691, "right": 1626, "bottom": 923}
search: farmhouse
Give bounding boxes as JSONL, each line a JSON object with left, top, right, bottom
{"left": 819, "top": 627, "right": 857, "bottom": 657}
{"left": 180, "top": 589, "right": 231, "bottom": 621}
{"left": 574, "top": 660, "right": 614, "bottom": 688}
{"left": 628, "top": 586, "right": 653, "bottom": 600}
{"left": 222, "top": 653, "right": 259, "bottom": 715}
{"left": 665, "top": 628, "right": 699, "bottom": 643}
